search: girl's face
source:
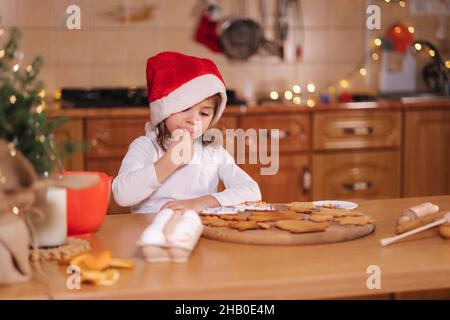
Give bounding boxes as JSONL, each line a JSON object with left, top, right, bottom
{"left": 165, "top": 96, "right": 215, "bottom": 139}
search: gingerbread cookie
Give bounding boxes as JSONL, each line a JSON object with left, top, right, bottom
{"left": 335, "top": 215, "right": 374, "bottom": 226}
{"left": 228, "top": 220, "right": 260, "bottom": 231}
{"left": 248, "top": 214, "right": 282, "bottom": 222}
{"left": 248, "top": 210, "right": 304, "bottom": 222}
{"left": 201, "top": 216, "right": 230, "bottom": 228}
{"left": 218, "top": 214, "right": 248, "bottom": 221}
{"left": 314, "top": 208, "right": 363, "bottom": 217}
{"left": 286, "top": 202, "right": 317, "bottom": 213}
{"left": 256, "top": 222, "right": 272, "bottom": 230}
{"left": 275, "top": 220, "right": 328, "bottom": 233}
{"left": 309, "top": 214, "right": 334, "bottom": 223}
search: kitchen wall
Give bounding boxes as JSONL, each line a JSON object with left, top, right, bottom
{"left": 0, "top": 0, "right": 448, "bottom": 100}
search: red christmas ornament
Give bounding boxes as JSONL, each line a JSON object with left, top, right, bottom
{"left": 338, "top": 92, "right": 353, "bottom": 103}
{"left": 387, "top": 23, "right": 414, "bottom": 53}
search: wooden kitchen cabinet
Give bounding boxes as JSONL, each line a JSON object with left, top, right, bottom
{"left": 86, "top": 118, "right": 147, "bottom": 214}
{"left": 312, "top": 150, "right": 401, "bottom": 200}
{"left": 313, "top": 110, "right": 401, "bottom": 150}
{"left": 53, "top": 119, "right": 85, "bottom": 171}
{"left": 239, "top": 114, "right": 310, "bottom": 202}
{"left": 86, "top": 118, "right": 147, "bottom": 158}
{"left": 240, "top": 114, "right": 310, "bottom": 152}
{"left": 241, "top": 154, "right": 310, "bottom": 202}
{"left": 403, "top": 110, "right": 450, "bottom": 197}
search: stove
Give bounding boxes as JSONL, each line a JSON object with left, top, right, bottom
{"left": 60, "top": 87, "right": 244, "bottom": 108}
{"left": 61, "top": 87, "right": 148, "bottom": 108}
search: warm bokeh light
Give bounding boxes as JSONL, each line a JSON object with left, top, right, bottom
{"left": 284, "top": 90, "right": 293, "bottom": 100}
{"left": 306, "top": 99, "right": 315, "bottom": 107}
{"left": 339, "top": 79, "right": 349, "bottom": 89}
{"left": 306, "top": 83, "right": 316, "bottom": 93}
{"left": 270, "top": 91, "right": 279, "bottom": 100}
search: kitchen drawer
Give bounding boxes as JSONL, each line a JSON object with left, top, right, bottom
{"left": 313, "top": 110, "right": 401, "bottom": 150}
{"left": 86, "top": 118, "right": 147, "bottom": 158}
{"left": 240, "top": 114, "right": 309, "bottom": 153}
{"left": 312, "top": 150, "right": 400, "bottom": 200}
{"left": 240, "top": 154, "right": 310, "bottom": 203}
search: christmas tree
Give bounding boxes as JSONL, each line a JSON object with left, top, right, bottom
{"left": 0, "top": 27, "right": 84, "bottom": 176}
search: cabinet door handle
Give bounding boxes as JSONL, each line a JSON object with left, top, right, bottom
{"left": 302, "top": 165, "right": 312, "bottom": 194}
{"left": 91, "top": 130, "right": 110, "bottom": 148}
{"left": 343, "top": 127, "right": 374, "bottom": 136}
{"left": 343, "top": 181, "right": 372, "bottom": 191}
{"left": 267, "top": 129, "right": 290, "bottom": 139}
{"left": 244, "top": 129, "right": 290, "bottom": 146}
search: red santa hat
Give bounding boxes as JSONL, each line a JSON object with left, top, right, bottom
{"left": 146, "top": 51, "right": 227, "bottom": 127}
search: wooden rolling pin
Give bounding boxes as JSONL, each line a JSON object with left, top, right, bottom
{"left": 439, "top": 223, "right": 450, "bottom": 239}
{"left": 397, "top": 210, "right": 448, "bottom": 234}
{"left": 381, "top": 212, "right": 450, "bottom": 246}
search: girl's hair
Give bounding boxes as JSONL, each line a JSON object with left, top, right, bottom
{"left": 156, "top": 93, "right": 221, "bottom": 150}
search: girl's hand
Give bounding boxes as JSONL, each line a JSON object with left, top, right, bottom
{"left": 161, "top": 195, "right": 220, "bottom": 213}
{"left": 154, "top": 129, "right": 194, "bottom": 184}
{"left": 165, "top": 129, "right": 194, "bottom": 167}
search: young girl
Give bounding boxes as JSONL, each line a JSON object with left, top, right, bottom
{"left": 112, "top": 51, "right": 261, "bottom": 213}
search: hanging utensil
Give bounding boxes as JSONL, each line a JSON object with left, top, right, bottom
{"left": 276, "top": 0, "right": 290, "bottom": 59}
{"left": 276, "top": 0, "right": 304, "bottom": 61}
{"left": 220, "top": 0, "right": 281, "bottom": 60}
{"left": 292, "top": 0, "right": 304, "bottom": 61}
{"left": 259, "top": 0, "right": 283, "bottom": 57}
{"left": 220, "top": 0, "right": 263, "bottom": 60}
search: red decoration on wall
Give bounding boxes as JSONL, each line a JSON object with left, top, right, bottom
{"left": 387, "top": 23, "right": 414, "bottom": 53}
{"left": 194, "top": 12, "right": 222, "bottom": 53}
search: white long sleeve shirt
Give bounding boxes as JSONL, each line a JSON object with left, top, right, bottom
{"left": 112, "top": 129, "right": 261, "bottom": 213}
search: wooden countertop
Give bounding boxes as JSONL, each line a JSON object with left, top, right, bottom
{"left": 47, "top": 99, "right": 450, "bottom": 119}
{"left": 2, "top": 195, "right": 450, "bottom": 300}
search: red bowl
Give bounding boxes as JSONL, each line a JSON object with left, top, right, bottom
{"left": 65, "top": 171, "right": 112, "bottom": 236}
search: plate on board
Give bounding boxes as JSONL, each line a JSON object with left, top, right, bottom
{"left": 313, "top": 200, "right": 358, "bottom": 210}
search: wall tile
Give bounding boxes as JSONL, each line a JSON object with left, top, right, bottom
{"left": 125, "top": 28, "right": 173, "bottom": 65}
{"left": 55, "top": 29, "right": 93, "bottom": 65}
{"left": 21, "top": 29, "right": 56, "bottom": 65}
{"left": 91, "top": 29, "right": 127, "bottom": 64}
{"left": 0, "top": 0, "right": 18, "bottom": 26}
{"left": 328, "top": 28, "right": 365, "bottom": 63}
{"left": 17, "top": 0, "right": 54, "bottom": 27}
{"left": 301, "top": 28, "right": 328, "bottom": 62}
{"left": 55, "top": 65, "right": 92, "bottom": 88}
{"left": 328, "top": 0, "right": 364, "bottom": 27}
{"left": 92, "top": 65, "right": 129, "bottom": 87}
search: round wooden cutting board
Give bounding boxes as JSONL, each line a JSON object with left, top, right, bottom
{"left": 202, "top": 222, "right": 375, "bottom": 245}
{"left": 201, "top": 204, "right": 375, "bottom": 245}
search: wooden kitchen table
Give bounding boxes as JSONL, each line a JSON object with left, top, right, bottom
{"left": 2, "top": 195, "right": 450, "bottom": 300}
